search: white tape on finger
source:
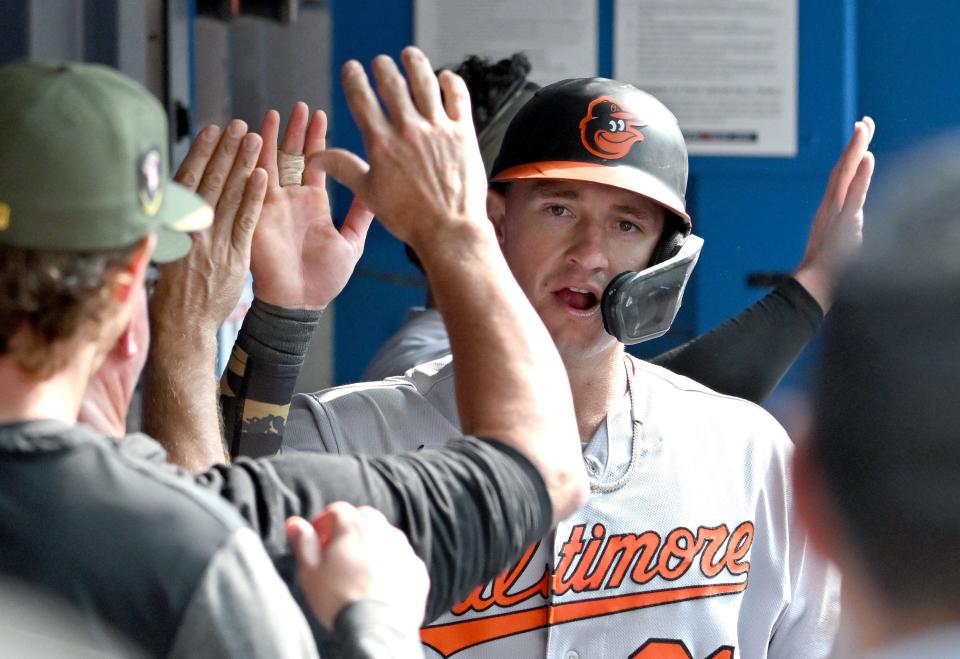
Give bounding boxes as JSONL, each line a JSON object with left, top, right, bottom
{"left": 278, "top": 150, "right": 305, "bottom": 186}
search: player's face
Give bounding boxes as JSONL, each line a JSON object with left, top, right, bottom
{"left": 490, "top": 179, "right": 665, "bottom": 362}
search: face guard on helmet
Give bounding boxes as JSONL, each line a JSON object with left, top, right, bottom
{"left": 489, "top": 77, "right": 701, "bottom": 344}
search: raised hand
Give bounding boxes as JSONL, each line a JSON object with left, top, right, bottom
{"left": 794, "top": 116, "right": 876, "bottom": 310}
{"left": 151, "top": 119, "right": 268, "bottom": 333}
{"left": 251, "top": 102, "right": 373, "bottom": 310}
{"left": 286, "top": 503, "right": 429, "bottom": 633}
{"left": 144, "top": 120, "right": 267, "bottom": 470}
{"left": 313, "top": 46, "right": 489, "bottom": 254}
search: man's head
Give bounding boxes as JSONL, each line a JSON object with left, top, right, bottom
{"left": 487, "top": 78, "right": 695, "bottom": 357}
{"left": 797, "top": 134, "right": 960, "bottom": 636}
{"left": 0, "top": 61, "right": 210, "bottom": 378}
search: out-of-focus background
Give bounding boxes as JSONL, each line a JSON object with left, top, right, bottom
{"left": 2, "top": 0, "right": 957, "bottom": 422}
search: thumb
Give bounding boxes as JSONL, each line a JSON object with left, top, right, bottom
{"left": 308, "top": 149, "right": 370, "bottom": 198}
{"left": 340, "top": 197, "right": 375, "bottom": 250}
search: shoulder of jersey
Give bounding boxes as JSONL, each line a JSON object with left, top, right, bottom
{"left": 307, "top": 355, "right": 455, "bottom": 404}
{"left": 629, "top": 356, "right": 788, "bottom": 435}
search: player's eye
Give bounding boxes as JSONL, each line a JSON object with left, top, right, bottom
{"left": 617, "top": 220, "right": 640, "bottom": 233}
{"left": 546, "top": 204, "right": 572, "bottom": 217}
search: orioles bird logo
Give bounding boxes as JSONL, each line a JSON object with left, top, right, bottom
{"left": 579, "top": 96, "right": 647, "bottom": 160}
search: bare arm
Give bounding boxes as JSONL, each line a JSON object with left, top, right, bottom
{"left": 143, "top": 121, "right": 267, "bottom": 470}
{"left": 317, "top": 48, "right": 588, "bottom": 524}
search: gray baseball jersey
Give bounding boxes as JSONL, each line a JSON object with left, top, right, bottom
{"left": 284, "top": 356, "right": 839, "bottom": 659}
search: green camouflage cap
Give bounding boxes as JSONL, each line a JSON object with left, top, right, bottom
{"left": 0, "top": 61, "right": 212, "bottom": 262}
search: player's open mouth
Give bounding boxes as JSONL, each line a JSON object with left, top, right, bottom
{"left": 555, "top": 287, "right": 600, "bottom": 317}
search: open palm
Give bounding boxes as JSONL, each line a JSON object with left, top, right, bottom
{"left": 251, "top": 103, "right": 373, "bottom": 309}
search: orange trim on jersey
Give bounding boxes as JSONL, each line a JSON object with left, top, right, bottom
{"left": 420, "top": 580, "right": 747, "bottom": 657}
{"left": 493, "top": 161, "right": 691, "bottom": 226}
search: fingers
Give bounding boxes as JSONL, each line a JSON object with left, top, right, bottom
{"left": 862, "top": 115, "right": 876, "bottom": 143}
{"left": 302, "top": 110, "right": 329, "bottom": 188}
{"left": 305, "top": 110, "right": 328, "bottom": 155}
{"left": 174, "top": 125, "right": 222, "bottom": 191}
{"left": 823, "top": 118, "right": 872, "bottom": 210}
{"left": 340, "top": 197, "right": 375, "bottom": 251}
{"left": 309, "top": 149, "right": 370, "bottom": 197}
{"left": 372, "top": 54, "right": 419, "bottom": 126}
{"left": 218, "top": 133, "right": 263, "bottom": 216}
{"left": 196, "top": 119, "right": 248, "bottom": 204}
{"left": 258, "top": 110, "right": 281, "bottom": 188}
{"left": 401, "top": 46, "right": 444, "bottom": 121}
{"left": 312, "top": 501, "right": 365, "bottom": 549}
{"left": 285, "top": 516, "right": 321, "bottom": 568}
{"left": 840, "top": 150, "right": 876, "bottom": 217}
{"left": 280, "top": 101, "right": 310, "bottom": 155}
{"left": 341, "top": 60, "right": 390, "bottom": 142}
{"left": 231, "top": 167, "right": 267, "bottom": 257}
{"left": 439, "top": 69, "right": 472, "bottom": 124}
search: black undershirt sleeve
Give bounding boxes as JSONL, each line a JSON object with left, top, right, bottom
{"left": 193, "top": 436, "right": 552, "bottom": 621}
{"left": 652, "top": 277, "right": 824, "bottom": 403}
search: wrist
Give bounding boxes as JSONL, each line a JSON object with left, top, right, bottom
{"left": 793, "top": 264, "right": 833, "bottom": 312}
{"left": 235, "top": 297, "right": 322, "bottom": 365}
{"left": 412, "top": 219, "right": 498, "bottom": 274}
{"left": 251, "top": 283, "right": 330, "bottom": 311}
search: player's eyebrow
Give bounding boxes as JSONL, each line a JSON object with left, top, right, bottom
{"left": 529, "top": 181, "right": 580, "bottom": 200}
{"left": 611, "top": 204, "right": 657, "bottom": 220}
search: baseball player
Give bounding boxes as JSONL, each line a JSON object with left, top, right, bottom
{"left": 265, "top": 76, "right": 877, "bottom": 657}
{"left": 363, "top": 53, "right": 865, "bottom": 406}
{"left": 1, "top": 55, "right": 588, "bottom": 657}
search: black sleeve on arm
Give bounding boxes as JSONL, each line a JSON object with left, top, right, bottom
{"left": 193, "top": 436, "right": 552, "bottom": 621}
{"left": 220, "top": 298, "right": 321, "bottom": 459}
{"left": 651, "top": 277, "right": 824, "bottom": 403}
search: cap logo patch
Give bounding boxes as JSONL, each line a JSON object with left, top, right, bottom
{"left": 138, "top": 147, "right": 163, "bottom": 217}
{"left": 0, "top": 202, "right": 9, "bottom": 231}
{"left": 579, "top": 96, "right": 647, "bottom": 160}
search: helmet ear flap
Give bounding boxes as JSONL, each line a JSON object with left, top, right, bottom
{"left": 650, "top": 214, "right": 690, "bottom": 265}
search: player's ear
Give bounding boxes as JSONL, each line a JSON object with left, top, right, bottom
{"left": 487, "top": 187, "right": 507, "bottom": 244}
{"left": 109, "top": 234, "right": 156, "bottom": 304}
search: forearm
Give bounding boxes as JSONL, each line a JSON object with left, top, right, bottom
{"left": 415, "top": 223, "right": 587, "bottom": 524}
{"left": 652, "top": 278, "right": 823, "bottom": 403}
{"left": 143, "top": 318, "right": 227, "bottom": 471}
{"left": 194, "top": 437, "right": 552, "bottom": 620}
{"left": 221, "top": 298, "right": 321, "bottom": 458}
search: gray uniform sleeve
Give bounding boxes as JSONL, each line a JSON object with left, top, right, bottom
{"left": 329, "top": 601, "right": 425, "bottom": 659}
{"left": 168, "top": 527, "right": 318, "bottom": 659}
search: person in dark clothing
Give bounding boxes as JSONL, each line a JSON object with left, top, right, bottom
{"left": 794, "top": 134, "right": 960, "bottom": 657}
{"left": 0, "top": 54, "right": 586, "bottom": 658}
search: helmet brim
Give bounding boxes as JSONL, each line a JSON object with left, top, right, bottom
{"left": 492, "top": 160, "right": 691, "bottom": 228}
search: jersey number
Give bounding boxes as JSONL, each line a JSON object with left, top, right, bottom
{"left": 630, "top": 639, "right": 735, "bottom": 659}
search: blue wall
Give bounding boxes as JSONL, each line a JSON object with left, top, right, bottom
{"left": 326, "top": 0, "right": 960, "bottom": 389}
